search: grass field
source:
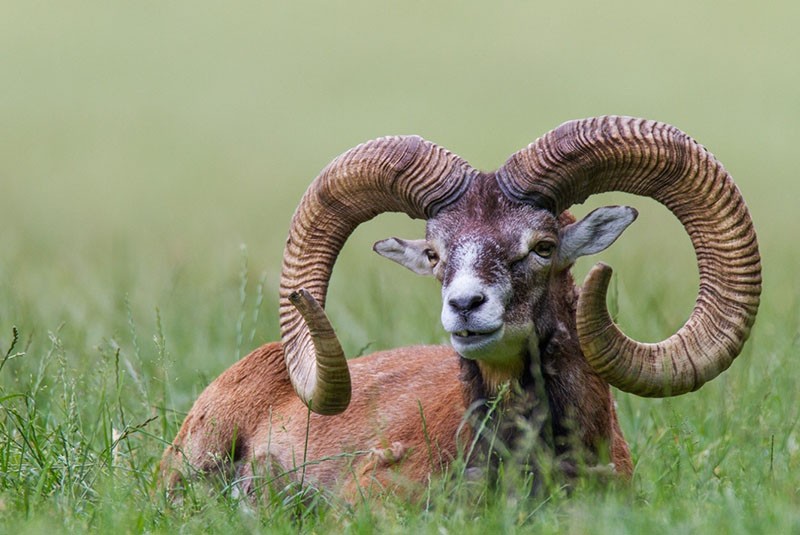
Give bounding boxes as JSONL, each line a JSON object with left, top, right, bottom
{"left": 1, "top": 2, "right": 799, "bottom": 532}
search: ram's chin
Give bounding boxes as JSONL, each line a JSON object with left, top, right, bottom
{"left": 450, "top": 327, "right": 503, "bottom": 357}
{"left": 451, "top": 323, "right": 532, "bottom": 364}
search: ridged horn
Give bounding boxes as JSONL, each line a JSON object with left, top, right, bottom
{"left": 280, "top": 135, "right": 473, "bottom": 414}
{"left": 497, "top": 116, "right": 761, "bottom": 397}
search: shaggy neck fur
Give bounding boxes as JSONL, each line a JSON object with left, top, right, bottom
{"left": 457, "top": 268, "right": 583, "bottom": 485}
{"left": 458, "top": 345, "right": 552, "bottom": 486}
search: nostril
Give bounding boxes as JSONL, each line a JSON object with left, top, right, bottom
{"left": 448, "top": 293, "right": 486, "bottom": 313}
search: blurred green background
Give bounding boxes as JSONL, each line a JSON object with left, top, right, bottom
{"left": 2, "top": 0, "right": 797, "bottom": 381}
{"left": 1, "top": 1, "right": 798, "bottom": 530}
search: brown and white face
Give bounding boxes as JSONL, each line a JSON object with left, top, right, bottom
{"left": 374, "top": 184, "right": 638, "bottom": 364}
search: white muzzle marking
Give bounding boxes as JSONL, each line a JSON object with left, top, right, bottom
{"left": 440, "top": 243, "right": 512, "bottom": 359}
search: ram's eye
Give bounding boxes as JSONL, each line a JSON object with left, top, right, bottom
{"left": 424, "top": 249, "right": 439, "bottom": 265}
{"left": 532, "top": 241, "right": 556, "bottom": 258}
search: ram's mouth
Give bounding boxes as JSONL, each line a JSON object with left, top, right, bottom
{"left": 450, "top": 327, "right": 503, "bottom": 346}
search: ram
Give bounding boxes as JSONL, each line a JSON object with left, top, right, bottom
{"left": 160, "top": 116, "right": 761, "bottom": 499}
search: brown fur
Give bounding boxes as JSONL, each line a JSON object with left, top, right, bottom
{"left": 161, "top": 342, "right": 631, "bottom": 500}
{"left": 160, "top": 344, "right": 468, "bottom": 499}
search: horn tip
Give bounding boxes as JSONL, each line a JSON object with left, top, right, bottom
{"left": 587, "top": 262, "right": 614, "bottom": 281}
{"left": 288, "top": 288, "right": 313, "bottom": 308}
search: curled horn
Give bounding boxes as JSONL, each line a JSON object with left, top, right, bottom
{"left": 280, "top": 136, "right": 473, "bottom": 414}
{"left": 497, "top": 116, "right": 761, "bottom": 396}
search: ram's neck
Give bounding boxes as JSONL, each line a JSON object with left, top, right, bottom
{"left": 459, "top": 348, "right": 545, "bottom": 410}
{"left": 474, "top": 359, "right": 523, "bottom": 398}
{"left": 458, "top": 347, "right": 552, "bottom": 483}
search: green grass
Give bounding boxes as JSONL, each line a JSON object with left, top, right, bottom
{"left": 2, "top": 1, "right": 799, "bottom": 532}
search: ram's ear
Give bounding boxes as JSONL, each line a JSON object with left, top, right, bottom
{"left": 557, "top": 206, "right": 638, "bottom": 267}
{"left": 373, "top": 238, "right": 435, "bottom": 276}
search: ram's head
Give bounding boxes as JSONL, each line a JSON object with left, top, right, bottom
{"left": 374, "top": 181, "right": 636, "bottom": 367}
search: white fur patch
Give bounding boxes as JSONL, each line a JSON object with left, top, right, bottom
{"left": 441, "top": 242, "right": 507, "bottom": 343}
